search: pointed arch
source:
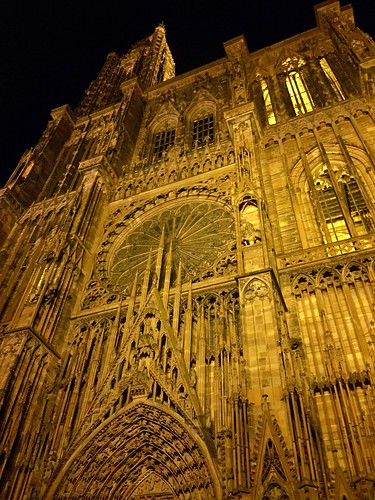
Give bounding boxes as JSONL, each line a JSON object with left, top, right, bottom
{"left": 274, "top": 48, "right": 305, "bottom": 73}
{"left": 185, "top": 90, "right": 218, "bottom": 150}
{"left": 184, "top": 88, "right": 218, "bottom": 120}
{"left": 333, "top": 466, "right": 357, "bottom": 500}
{"left": 343, "top": 260, "right": 369, "bottom": 285}
{"left": 249, "top": 67, "right": 277, "bottom": 126}
{"left": 289, "top": 144, "right": 375, "bottom": 246}
{"left": 316, "top": 266, "right": 342, "bottom": 289}
{"left": 275, "top": 49, "right": 315, "bottom": 116}
{"left": 252, "top": 412, "right": 297, "bottom": 500}
{"left": 291, "top": 273, "right": 315, "bottom": 296}
{"left": 243, "top": 277, "right": 271, "bottom": 302}
{"left": 45, "top": 401, "right": 222, "bottom": 499}
{"left": 127, "top": 471, "right": 174, "bottom": 498}
{"left": 147, "top": 103, "right": 180, "bottom": 164}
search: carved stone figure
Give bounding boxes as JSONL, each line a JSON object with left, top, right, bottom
{"left": 241, "top": 220, "right": 262, "bottom": 245}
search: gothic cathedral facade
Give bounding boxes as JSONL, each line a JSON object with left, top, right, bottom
{"left": 1, "top": 1, "right": 375, "bottom": 498}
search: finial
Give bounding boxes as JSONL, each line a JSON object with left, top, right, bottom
{"left": 155, "top": 21, "right": 166, "bottom": 32}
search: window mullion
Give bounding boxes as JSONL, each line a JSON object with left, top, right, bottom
{"left": 345, "top": 180, "right": 373, "bottom": 233}
{"left": 325, "top": 166, "right": 357, "bottom": 237}
{"left": 316, "top": 188, "right": 341, "bottom": 242}
{"left": 293, "top": 73, "right": 306, "bottom": 114}
{"left": 153, "top": 128, "right": 176, "bottom": 162}
{"left": 320, "top": 57, "right": 345, "bottom": 100}
{"left": 297, "top": 150, "right": 333, "bottom": 244}
{"left": 286, "top": 75, "right": 300, "bottom": 115}
{"left": 192, "top": 114, "right": 214, "bottom": 148}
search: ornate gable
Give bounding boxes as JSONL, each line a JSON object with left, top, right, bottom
{"left": 252, "top": 404, "right": 297, "bottom": 500}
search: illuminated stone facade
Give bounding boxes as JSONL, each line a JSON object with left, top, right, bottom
{"left": 1, "top": 2, "right": 375, "bottom": 498}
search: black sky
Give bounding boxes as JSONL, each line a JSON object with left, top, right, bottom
{"left": 1, "top": 0, "right": 374, "bottom": 188}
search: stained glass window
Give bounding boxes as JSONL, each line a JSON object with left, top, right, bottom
{"left": 285, "top": 70, "right": 314, "bottom": 115}
{"left": 313, "top": 165, "right": 373, "bottom": 242}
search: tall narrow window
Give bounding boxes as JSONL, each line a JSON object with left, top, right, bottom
{"left": 314, "top": 165, "right": 373, "bottom": 242}
{"left": 157, "top": 49, "right": 166, "bottom": 84}
{"left": 192, "top": 114, "right": 214, "bottom": 148}
{"left": 261, "top": 79, "right": 276, "bottom": 125}
{"left": 319, "top": 57, "right": 346, "bottom": 101}
{"left": 286, "top": 71, "right": 314, "bottom": 115}
{"left": 153, "top": 128, "right": 176, "bottom": 161}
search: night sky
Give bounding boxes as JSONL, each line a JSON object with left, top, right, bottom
{"left": 1, "top": 0, "right": 374, "bottom": 188}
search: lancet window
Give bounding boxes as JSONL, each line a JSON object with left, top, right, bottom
{"left": 312, "top": 163, "right": 374, "bottom": 242}
{"left": 261, "top": 79, "right": 276, "bottom": 125}
{"left": 282, "top": 57, "right": 314, "bottom": 116}
{"left": 285, "top": 70, "right": 314, "bottom": 115}
{"left": 319, "top": 57, "right": 346, "bottom": 101}
{"left": 250, "top": 75, "right": 276, "bottom": 127}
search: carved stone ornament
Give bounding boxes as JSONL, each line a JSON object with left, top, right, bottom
{"left": 130, "top": 472, "right": 174, "bottom": 497}
{"left": 243, "top": 278, "right": 271, "bottom": 302}
{"left": 48, "top": 402, "right": 218, "bottom": 499}
{"left": 108, "top": 201, "right": 235, "bottom": 291}
{"left": 262, "top": 481, "right": 290, "bottom": 500}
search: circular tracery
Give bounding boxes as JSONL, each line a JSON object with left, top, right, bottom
{"left": 108, "top": 201, "right": 235, "bottom": 291}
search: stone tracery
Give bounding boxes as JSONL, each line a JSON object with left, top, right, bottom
{"left": 108, "top": 201, "right": 236, "bottom": 291}
{"left": 48, "top": 402, "right": 219, "bottom": 499}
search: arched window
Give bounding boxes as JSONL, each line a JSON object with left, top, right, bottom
{"left": 192, "top": 114, "right": 214, "bottom": 148}
{"left": 319, "top": 57, "right": 346, "bottom": 101}
{"left": 281, "top": 57, "right": 314, "bottom": 116}
{"left": 185, "top": 98, "right": 217, "bottom": 150}
{"left": 152, "top": 127, "right": 176, "bottom": 161}
{"left": 290, "top": 146, "right": 375, "bottom": 248}
{"left": 148, "top": 113, "right": 179, "bottom": 164}
{"left": 250, "top": 75, "right": 276, "bottom": 127}
{"left": 285, "top": 70, "right": 314, "bottom": 115}
{"left": 313, "top": 163, "right": 374, "bottom": 242}
{"left": 261, "top": 79, "right": 276, "bottom": 125}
